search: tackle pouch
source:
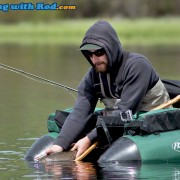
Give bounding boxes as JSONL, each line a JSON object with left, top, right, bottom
{"left": 47, "top": 108, "right": 103, "bottom": 133}
{"left": 96, "top": 116, "right": 126, "bottom": 146}
{"left": 47, "top": 109, "right": 72, "bottom": 133}
{"left": 125, "top": 108, "right": 180, "bottom": 136}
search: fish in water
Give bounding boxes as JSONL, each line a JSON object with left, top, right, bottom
{"left": 38, "top": 151, "right": 77, "bottom": 163}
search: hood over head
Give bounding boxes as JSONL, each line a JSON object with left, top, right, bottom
{"left": 79, "top": 20, "right": 123, "bottom": 73}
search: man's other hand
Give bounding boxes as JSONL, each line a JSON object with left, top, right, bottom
{"left": 71, "top": 136, "right": 91, "bottom": 158}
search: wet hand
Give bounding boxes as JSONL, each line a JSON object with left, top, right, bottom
{"left": 71, "top": 136, "right": 91, "bottom": 158}
{"left": 46, "top": 145, "right": 63, "bottom": 155}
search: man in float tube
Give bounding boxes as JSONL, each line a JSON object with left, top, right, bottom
{"left": 46, "top": 20, "right": 171, "bottom": 158}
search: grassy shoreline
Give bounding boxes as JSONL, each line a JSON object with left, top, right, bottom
{"left": 0, "top": 18, "right": 180, "bottom": 45}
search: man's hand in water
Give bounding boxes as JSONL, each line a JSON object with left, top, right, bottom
{"left": 71, "top": 136, "right": 91, "bottom": 158}
{"left": 46, "top": 145, "right": 63, "bottom": 155}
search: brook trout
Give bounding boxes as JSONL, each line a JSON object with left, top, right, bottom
{"left": 38, "top": 151, "right": 77, "bottom": 163}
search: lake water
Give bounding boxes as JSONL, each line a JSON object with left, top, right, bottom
{"left": 0, "top": 44, "right": 180, "bottom": 179}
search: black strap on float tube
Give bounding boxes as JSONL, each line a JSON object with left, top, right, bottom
{"left": 98, "top": 117, "right": 113, "bottom": 145}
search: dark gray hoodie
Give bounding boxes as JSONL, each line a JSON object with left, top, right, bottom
{"left": 53, "top": 20, "right": 159, "bottom": 149}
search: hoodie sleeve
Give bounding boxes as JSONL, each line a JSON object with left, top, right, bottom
{"left": 117, "top": 56, "right": 158, "bottom": 113}
{"left": 53, "top": 70, "right": 98, "bottom": 150}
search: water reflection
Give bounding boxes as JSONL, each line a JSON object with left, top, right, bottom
{"left": 25, "top": 160, "right": 180, "bottom": 180}
{"left": 26, "top": 161, "right": 97, "bottom": 180}
{"left": 98, "top": 162, "right": 180, "bottom": 180}
{"left": 98, "top": 162, "right": 141, "bottom": 180}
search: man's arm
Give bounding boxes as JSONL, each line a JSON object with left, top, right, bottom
{"left": 46, "top": 70, "right": 98, "bottom": 154}
{"left": 116, "top": 56, "right": 158, "bottom": 113}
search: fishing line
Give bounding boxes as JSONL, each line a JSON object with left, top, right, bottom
{"left": 0, "top": 63, "right": 78, "bottom": 101}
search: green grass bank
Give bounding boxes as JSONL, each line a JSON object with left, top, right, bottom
{"left": 0, "top": 18, "right": 180, "bottom": 45}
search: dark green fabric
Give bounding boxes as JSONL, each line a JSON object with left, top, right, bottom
{"left": 126, "top": 108, "right": 180, "bottom": 136}
{"left": 47, "top": 108, "right": 103, "bottom": 133}
{"left": 133, "top": 108, "right": 177, "bottom": 120}
{"left": 47, "top": 109, "right": 73, "bottom": 133}
{"left": 48, "top": 119, "right": 61, "bottom": 133}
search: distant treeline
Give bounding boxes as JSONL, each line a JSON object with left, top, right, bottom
{"left": 0, "top": 0, "right": 180, "bottom": 23}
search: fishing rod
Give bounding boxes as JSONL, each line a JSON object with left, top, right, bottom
{"left": 0, "top": 63, "right": 78, "bottom": 99}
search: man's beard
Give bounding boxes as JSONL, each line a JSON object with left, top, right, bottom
{"left": 94, "top": 62, "right": 108, "bottom": 73}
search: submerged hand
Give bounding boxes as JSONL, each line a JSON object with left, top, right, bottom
{"left": 71, "top": 136, "right": 91, "bottom": 158}
{"left": 46, "top": 145, "right": 63, "bottom": 155}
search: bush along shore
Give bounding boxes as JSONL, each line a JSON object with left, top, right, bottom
{"left": 0, "top": 18, "right": 180, "bottom": 45}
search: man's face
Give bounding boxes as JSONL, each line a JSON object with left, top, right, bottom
{"left": 84, "top": 48, "right": 108, "bottom": 73}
